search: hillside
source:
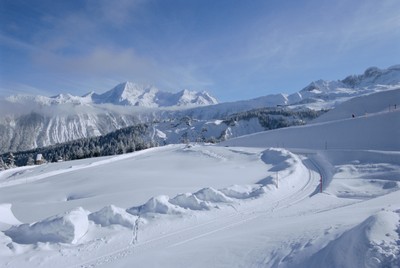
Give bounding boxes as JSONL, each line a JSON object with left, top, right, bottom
{"left": 222, "top": 89, "right": 400, "bottom": 151}
{"left": 0, "top": 65, "right": 399, "bottom": 154}
{"left": 1, "top": 107, "right": 323, "bottom": 168}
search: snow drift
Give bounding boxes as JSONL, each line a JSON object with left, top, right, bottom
{"left": 295, "top": 210, "right": 400, "bottom": 268}
{"left": 127, "top": 195, "right": 186, "bottom": 215}
{"left": 193, "top": 187, "right": 233, "bottom": 203}
{"left": 170, "top": 193, "right": 213, "bottom": 211}
{"left": 89, "top": 205, "right": 138, "bottom": 229}
{"left": 5, "top": 207, "right": 89, "bottom": 244}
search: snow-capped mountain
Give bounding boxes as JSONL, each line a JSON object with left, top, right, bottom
{"left": 287, "top": 65, "right": 400, "bottom": 109}
{"left": 341, "top": 65, "right": 400, "bottom": 88}
{"left": 6, "top": 82, "right": 218, "bottom": 108}
{"left": 92, "top": 82, "right": 218, "bottom": 107}
{"left": 5, "top": 93, "right": 94, "bottom": 106}
{"left": 0, "top": 65, "right": 399, "bottom": 154}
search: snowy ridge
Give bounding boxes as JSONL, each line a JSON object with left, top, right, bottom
{"left": 6, "top": 81, "right": 218, "bottom": 108}
{"left": 1, "top": 65, "right": 400, "bottom": 154}
{"left": 341, "top": 65, "right": 400, "bottom": 88}
{"left": 286, "top": 65, "right": 400, "bottom": 110}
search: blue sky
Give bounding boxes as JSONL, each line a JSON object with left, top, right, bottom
{"left": 1, "top": 0, "right": 399, "bottom": 101}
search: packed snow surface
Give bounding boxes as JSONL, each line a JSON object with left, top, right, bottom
{"left": 0, "top": 87, "right": 399, "bottom": 267}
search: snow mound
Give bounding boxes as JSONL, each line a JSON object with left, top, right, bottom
{"left": 170, "top": 193, "right": 212, "bottom": 210}
{"left": 127, "top": 195, "right": 185, "bottom": 215}
{"left": 261, "top": 148, "right": 300, "bottom": 172}
{"left": 220, "top": 185, "right": 266, "bottom": 199}
{"left": 0, "top": 203, "right": 21, "bottom": 228}
{"left": 298, "top": 210, "right": 400, "bottom": 267}
{"left": 194, "top": 187, "right": 233, "bottom": 203}
{"left": 89, "top": 205, "right": 138, "bottom": 229}
{"left": 4, "top": 207, "right": 89, "bottom": 244}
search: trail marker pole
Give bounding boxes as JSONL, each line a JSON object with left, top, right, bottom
{"left": 320, "top": 174, "right": 323, "bottom": 193}
{"left": 276, "top": 172, "right": 279, "bottom": 189}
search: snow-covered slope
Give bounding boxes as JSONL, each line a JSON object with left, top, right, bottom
{"left": 223, "top": 110, "right": 400, "bottom": 150}
{"left": 312, "top": 88, "right": 400, "bottom": 123}
{"left": 222, "top": 89, "right": 400, "bottom": 151}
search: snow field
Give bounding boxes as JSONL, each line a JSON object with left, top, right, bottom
{"left": 0, "top": 144, "right": 268, "bottom": 223}
{"left": 0, "top": 147, "right": 399, "bottom": 267}
{"left": 0, "top": 147, "right": 310, "bottom": 253}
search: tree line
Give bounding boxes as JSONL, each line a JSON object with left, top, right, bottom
{"left": 0, "top": 123, "right": 155, "bottom": 170}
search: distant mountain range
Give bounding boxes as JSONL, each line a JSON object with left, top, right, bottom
{"left": 1, "top": 65, "right": 399, "bottom": 154}
{"left": 6, "top": 82, "right": 218, "bottom": 107}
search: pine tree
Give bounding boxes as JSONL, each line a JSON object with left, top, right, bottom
{"left": 0, "top": 157, "right": 6, "bottom": 170}
{"left": 26, "top": 156, "right": 35, "bottom": 166}
{"left": 6, "top": 152, "right": 15, "bottom": 168}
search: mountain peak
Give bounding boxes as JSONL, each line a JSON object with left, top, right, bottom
{"left": 341, "top": 65, "right": 400, "bottom": 88}
{"left": 92, "top": 81, "right": 153, "bottom": 106}
{"left": 90, "top": 82, "right": 217, "bottom": 107}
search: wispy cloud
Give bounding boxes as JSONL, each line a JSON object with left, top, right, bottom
{"left": 1, "top": 0, "right": 399, "bottom": 100}
{"left": 334, "top": 1, "right": 400, "bottom": 55}
{"left": 90, "top": 0, "right": 145, "bottom": 27}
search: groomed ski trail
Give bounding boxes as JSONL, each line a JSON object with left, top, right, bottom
{"left": 72, "top": 151, "right": 321, "bottom": 268}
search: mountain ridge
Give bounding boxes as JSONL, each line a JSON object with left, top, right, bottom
{"left": 1, "top": 65, "right": 399, "bottom": 154}
{"left": 6, "top": 81, "right": 218, "bottom": 108}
